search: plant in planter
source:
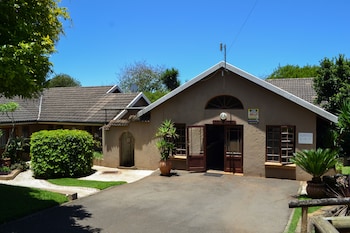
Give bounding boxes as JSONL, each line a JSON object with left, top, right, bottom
{"left": 0, "top": 166, "right": 11, "bottom": 175}
{"left": 155, "top": 119, "right": 178, "bottom": 176}
{"left": 291, "top": 148, "right": 338, "bottom": 198}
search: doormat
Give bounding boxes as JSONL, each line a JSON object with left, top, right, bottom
{"left": 204, "top": 173, "right": 223, "bottom": 177}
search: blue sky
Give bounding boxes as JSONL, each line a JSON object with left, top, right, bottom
{"left": 50, "top": 0, "right": 350, "bottom": 86}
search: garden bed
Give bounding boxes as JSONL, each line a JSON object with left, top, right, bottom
{"left": 0, "top": 169, "right": 21, "bottom": 180}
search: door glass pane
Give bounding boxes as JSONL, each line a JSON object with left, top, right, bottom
{"left": 226, "top": 128, "right": 242, "bottom": 155}
{"left": 188, "top": 127, "right": 204, "bottom": 155}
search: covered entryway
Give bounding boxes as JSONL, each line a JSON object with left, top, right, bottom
{"left": 119, "top": 132, "right": 135, "bottom": 167}
{"left": 206, "top": 124, "right": 243, "bottom": 173}
{"left": 187, "top": 124, "right": 243, "bottom": 173}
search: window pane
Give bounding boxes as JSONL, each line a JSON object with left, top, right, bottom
{"left": 266, "top": 125, "right": 295, "bottom": 164}
{"left": 266, "top": 126, "right": 280, "bottom": 162}
{"left": 175, "top": 124, "right": 186, "bottom": 156}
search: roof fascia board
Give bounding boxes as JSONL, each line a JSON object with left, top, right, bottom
{"left": 225, "top": 63, "right": 338, "bottom": 123}
{"left": 107, "top": 85, "right": 122, "bottom": 93}
{"left": 136, "top": 61, "right": 337, "bottom": 123}
{"left": 136, "top": 62, "right": 223, "bottom": 118}
{"left": 113, "top": 92, "right": 150, "bottom": 120}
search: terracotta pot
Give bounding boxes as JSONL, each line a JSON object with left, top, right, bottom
{"left": 306, "top": 181, "right": 326, "bottom": 199}
{"left": 1, "top": 158, "right": 11, "bottom": 167}
{"left": 159, "top": 160, "right": 172, "bottom": 176}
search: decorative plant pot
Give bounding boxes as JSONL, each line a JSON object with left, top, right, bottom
{"left": 159, "top": 160, "right": 172, "bottom": 176}
{"left": 306, "top": 181, "right": 326, "bottom": 199}
{"left": 1, "top": 158, "right": 11, "bottom": 167}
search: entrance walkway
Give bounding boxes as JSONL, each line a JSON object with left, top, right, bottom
{"left": 0, "top": 170, "right": 300, "bottom": 233}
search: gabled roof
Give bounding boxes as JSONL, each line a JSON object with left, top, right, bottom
{"left": 137, "top": 61, "right": 338, "bottom": 123}
{"left": 0, "top": 86, "right": 149, "bottom": 125}
{"left": 266, "top": 78, "right": 317, "bottom": 105}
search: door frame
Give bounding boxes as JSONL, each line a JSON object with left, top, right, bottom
{"left": 224, "top": 125, "right": 243, "bottom": 173}
{"left": 186, "top": 123, "right": 243, "bottom": 173}
{"left": 186, "top": 125, "right": 206, "bottom": 172}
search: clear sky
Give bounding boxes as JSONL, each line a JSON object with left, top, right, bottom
{"left": 50, "top": 0, "right": 350, "bottom": 86}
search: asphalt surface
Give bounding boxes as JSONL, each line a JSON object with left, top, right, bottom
{"left": 0, "top": 170, "right": 300, "bottom": 233}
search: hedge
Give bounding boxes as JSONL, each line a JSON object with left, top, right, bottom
{"left": 30, "top": 129, "right": 94, "bottom": 179}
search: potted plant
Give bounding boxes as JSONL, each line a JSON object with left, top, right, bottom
{"left": 291, "top": 148, "right": 338, "bottom": 198}
{"left": 155, "top": 119, "right": 178, "bottom": 176}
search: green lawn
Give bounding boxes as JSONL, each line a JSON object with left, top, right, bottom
{"left": 0, "top": 184, "right": 68, "bottom": 224}
{"left": 0, "top": 179, "right": 126, "bottom": 224}
{"left": 342, "top": 166, "right": 350, "bottom": 175}
{"left": 285, "top": 196, "right": 321, "bottom": 233}
{"left": 47, "top": 178, "right": 126, "bottom": 190}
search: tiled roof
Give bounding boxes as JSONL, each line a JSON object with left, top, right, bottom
{"left": 266, "top": 78, "right": 317, "bottom": 105}
{"left": 0, "top": 86, "right": 140, "bottom": 125}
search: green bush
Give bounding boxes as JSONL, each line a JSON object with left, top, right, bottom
{"left": 30, "top": 129, "right": 94, "bottom": 179}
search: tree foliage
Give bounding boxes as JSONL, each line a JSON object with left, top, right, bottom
{"left": 314, "top": 54, "right": 350, "bottom": 114}
{"left": 160, "top": 68, "right": 180, "bottom": 91}
{"left": 266, "top": 64, "right": 319, "bottom": 79}
{"left": 0, "top": 102, "right": 19, "bottom": 158}
{"left": 333, "top": 100, "right": 350, "bottom": 159}
{"left": 47, "top": 73, "right": 81, "bottom": 87}
{"left": 117, "top": 61, "right": 181, "bottom": 102}
{"left": 0, "top": 0, "right": 69, "bottom": 98}
{"left": 117, "top": 61, "right": 166, "bottom": 93}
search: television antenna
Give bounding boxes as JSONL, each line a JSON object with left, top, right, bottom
{"left": 220, "top": 43, "right": 227, "bottom": 76}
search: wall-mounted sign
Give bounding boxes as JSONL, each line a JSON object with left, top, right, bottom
{"left": 298, "top": 132, "right": 313, "bottom": 144}
{"left": 248, "top": 108, "right": 259, "bottom": 124}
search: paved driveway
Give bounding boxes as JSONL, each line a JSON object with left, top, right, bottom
{"left": 0, "top": 171, "right": 300, "bottom": 233}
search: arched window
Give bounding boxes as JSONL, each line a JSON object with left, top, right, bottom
{"left": 205, "top": 95, "right": 243, "bottom": 109}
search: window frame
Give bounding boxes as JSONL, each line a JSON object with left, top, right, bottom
{"left": 205, "top": 95, "right": 244, "bottom": 109}
{"left": 174, "top": 123, "right": 186, "bottom": 156}
{"left": 266, "top": 125, "right": 295, "bottom": 164}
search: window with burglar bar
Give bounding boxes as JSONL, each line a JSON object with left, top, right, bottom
{"left": 266, "top": 125, "right": 295, "bottom": 164}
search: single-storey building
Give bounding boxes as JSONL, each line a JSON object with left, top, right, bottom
{"left": 102, "top": 62, "right": 337, "bottom": 180}
{"left": 0, "top": 86, "right": 150, "bottom": 155}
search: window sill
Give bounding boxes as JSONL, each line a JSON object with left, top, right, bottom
{"left": 171, "top": 155, "right": 186, "bottom": 160}
{"left": 265, "top": 162, "right": 296, "bottom": 169}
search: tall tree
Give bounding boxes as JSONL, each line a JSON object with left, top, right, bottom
{"left": 117, "top": 61, "right": 166, "bottom": 93}
{"left": 314, "top": 54, "right": 350, "bottom": 114}
{"left": 0, "top": 0, "right": 69, "bottom": 98}
{"left": 161, "top": 68, "right": 180, "bottom": 91}
{"left": 266, "top": 64, "right": 319, "bottom": 79}
{"left": 47, "top": 74, "right": 81, "bottom": 87}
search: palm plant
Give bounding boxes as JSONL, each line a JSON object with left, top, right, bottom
{"left": 155, "top": 119, "right": 178, "bottom": 161}
{"left": 291, "top": 148, "right": 338, "bottom": 182}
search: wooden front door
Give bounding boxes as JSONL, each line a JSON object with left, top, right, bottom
{"left": 224, "top": 125, "right": 243, "bottom": 173}
{"left": 187, "top": 126, "right": 206, "bottom": 172}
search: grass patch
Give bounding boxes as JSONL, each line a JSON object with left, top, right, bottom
{"left": 47, "top": 178, "right": 126, "bottom": 190}
{"left": 286, "top": 195, "right": 321, "bottom": 233}
{"left": 342, "top": 166, "right": 350, "bottom": 175}
{"left": 0, "top": 184, "right": 68, "bottom": 224}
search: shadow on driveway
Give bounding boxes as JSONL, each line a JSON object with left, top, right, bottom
{"left": 0, "top": 171, "right": 300, "bottom": 233}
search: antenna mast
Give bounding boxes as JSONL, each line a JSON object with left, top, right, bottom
{"left": 220, "top": 43, "right": 227, "bottom": 77}
{"left": 220, "top": 43, "right": 226, "bottom": 69}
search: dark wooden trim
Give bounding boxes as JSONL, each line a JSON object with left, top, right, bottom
{"left": 212, "top": 120, "right": 236, "bottom": 125}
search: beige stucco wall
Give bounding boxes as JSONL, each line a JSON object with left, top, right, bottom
{"left": 102, "top": 69, "right": 319, "bottom": 180}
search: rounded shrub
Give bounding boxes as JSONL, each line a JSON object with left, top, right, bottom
{"left": 30, "top": 129, "right": 94, "bottom": 179}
